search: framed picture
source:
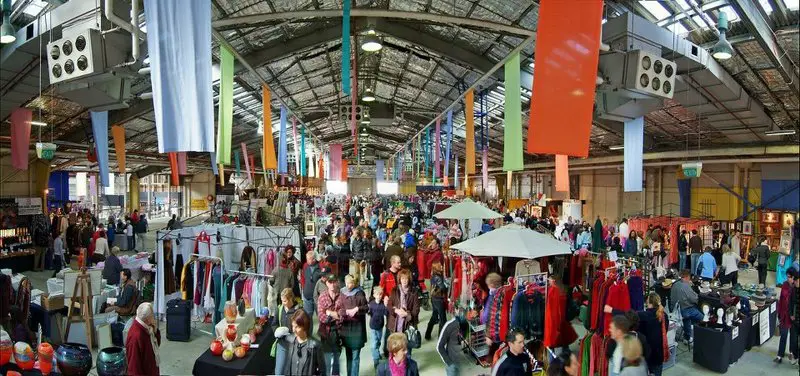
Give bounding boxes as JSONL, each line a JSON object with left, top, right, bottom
{"left": 762, "top": 211, "right": 779, "bottom": 223}
{"left": 735, "top": 221, "right": 743, "bottom": 231}
{"left": 743, "top": 221, "right": 753, "bottom": 235}
{"left": 728, "top": 222, "right": 736, "bottom": 231}
{"left": 782, "top": 213, "right": 795, "bottom": 229}
{"left": 304, "top": 221, "right": 315, "bottom": 235}
{"left": 712, "top": 221, "right": 721, "bottom": 231}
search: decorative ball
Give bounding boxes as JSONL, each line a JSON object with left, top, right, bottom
{"left": 13, "top": 342, "right": 35, "bottom": 370}
{"left": 234, "top": 346, "right": 247, "bottom": 358}
{"left": 222, "top": 348, "right": 234, "bottom": 361}
{"left": 0, "top": 329, "right": 11, "bottom": 365}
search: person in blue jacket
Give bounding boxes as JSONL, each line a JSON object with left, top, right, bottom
{"left": 697, "top": 247, "right": 717, "bottom": 281}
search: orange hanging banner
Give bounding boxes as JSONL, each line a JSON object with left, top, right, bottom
{"left": 465, "top": 89, "right": 476, "bottom": 174}
{"left": 111, "top": 125, "right": 126, "bottom": 173}
{"left": 168, "top": 152, "right": 180, "bottom": 186}
{"left": 341, "top": 160, "right": 348, "bottom": 181}
{"left": 555, "top": 154, "right": 569, "bottom": 192}
{"left": 527, "top": 0, "right": 603, "bottom": 158}
{"left": 262, "top": 85, "right": 278, "bottom": 170}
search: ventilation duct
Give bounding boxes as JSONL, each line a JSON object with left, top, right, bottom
{"left": 596, "top": 12, "right": 771, "bottom": 142}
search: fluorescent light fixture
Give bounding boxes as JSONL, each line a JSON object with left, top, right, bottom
{"left": 712, "top": 12, "right": 734, "bottom": 60}
{"left": 609, "top": 145, "right": 624, "bottom": 150}
{"left": 30, "top": 120, "right": 48, "bottom": 126}
{"left": 530, "top": 62, "right": 535, "bottom": 68}
{"left": 361, "top": 119, "right": 370, "bottom": 124}
{"left": 602, "top": 18, "right": 607, "bottom": 24}
{"left": 361, "top": 30, "right": 382, "bottom": 52}
{"left": 0, "top": 13, "right": 15, "bottom": 44}
{"left": 765, "top": 129, "right": 796, "bottom": 136}
{"left": 362, "top": 88, "right": 376, "bottom": 102}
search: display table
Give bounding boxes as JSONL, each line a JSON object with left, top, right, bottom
{"left": 0, "top": 250, "right": 35, "bottom": 273}
{"left": 214, "top": 308, "right": 256, "bottom": 343}
{"left": 192, "top": 326, "right": 275, "bottom": 376}
{"left": 747, "top": 303, "right": 778, "bottom": 348}
{"left": 693, "top": 324, "right": 732, "bottom": 373}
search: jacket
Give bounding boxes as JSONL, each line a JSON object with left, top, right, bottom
{"left": 437, "top": 318, "right": 462, "bottom": 366}
{"left": 339, "top": 286, "right": 369, "bottom": 349}
{"left": 301, "top": 262, "right": 322, "bottom": 300}
{"left": 368, "top": 300, "right": 388, "bottom": 330}
{"left": 670, "top": 280, "right": 698, "bottom": 310}
{"left": 778, "top": 281, "right": 795, "bottom": 329}
{"left": 351, "top": 237, "right": 367, "bottom": 261}
{"left": 386, "top": 286, "right": 420, "bottom": 333}
{"left": 103, "top": 255, "right": 123, "bottom": 285}
{"left": 115, "top": 280, "right": 138, "bottom": 316}
{"left": 689, "top": 235, "right": 703, "bottom": 253}
{"left": 752, "top": 244, "right": 770, "bottom": 264}
{"left": 698, "top": 252, "right": 717, "bottom": 279}
{"left": 491, "top": 350, "right": 532, "bottom": 376}
{"left": 430, "top": 272, "right": 447, "bottom": 299}
{"left": 273, "top": 265, "right": 296, "bottom": 301}
{"left": 125, "top": 319, "right": 160, "bottom": 376}
{"left": 282, "top": 335, "right": 325, "bottom": 376}
{"left": 376, "top": 356, "right": 420, "bottom": 376}
{"left": 317, "top": 289, "right": 344, "bottom": 351}
{"left": 380, "top": 269, "right": 400, "bottom": 297}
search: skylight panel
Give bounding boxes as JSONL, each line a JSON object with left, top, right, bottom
{"left": 719, "top": 6, "right": 739, "bottom": 21}
{"left": 785, "top": 0, "right": 799, "bottom": 10}
{"left": 668, "top": 23, "right": 689, "bottom": 35}
{"left": 639, "top": 1, "right": 672, "bottom": 20}
{"left": 675, "top": 0, "right": 692, "bottom": 10}
{"left": 758, "top": 0, "right": 774, "bottom": 13}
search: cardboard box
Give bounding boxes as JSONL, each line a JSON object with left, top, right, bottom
{"left": 40, "top": 293, "right": 65, "bottom": 311}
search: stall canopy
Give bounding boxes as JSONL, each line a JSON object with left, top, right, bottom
{"left": 450, "top": 224, "right": 571, "bottom": 258}
{"left": 433, "top": 198, "right": 503, "bottom": 220}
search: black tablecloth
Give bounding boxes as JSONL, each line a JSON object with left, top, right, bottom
{"left": 0, "top": 253, "right": 35, "bottom": 273}
{"left": 192, "top": 327, "right": 276, "bottom": 376}
{"left": 693, "top": 324, "right": 732, "bottom": 373}
{"left": 0, "top": 363, "right": 62, "bottom": 375}
{"left": 29, "top": 303, "right": 68, "bottom": 340}
{"left": 747, "top": 305, "right": 777, "bottom": 348}
{"left": 730, "top": 316, "right": 750, "bottom": 364}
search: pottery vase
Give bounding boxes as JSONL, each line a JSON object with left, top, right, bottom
{"left": 96, "top": 346, "right": 127, "bottom": 376}
{"left": 237, "top": 299, "right": 246, "bottom": 316}
{"left": 0, "top": 329, "right": 11, "bottom": 366}
{"left": 225, "top": 324, "right": 237, "bottom": 342}
{"left": 56, "top": 342, "right": 93, "bottom": 376}
{"left": 224, "top": 301, "right": 237, "bottom": 323}
{"left": 13, "top": 342, "right": 34, "bottom": 370}
{"left": 37, "top": 343, "right": 55, "bottom": 374}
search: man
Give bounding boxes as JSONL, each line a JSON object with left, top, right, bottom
{"left": 729, "top": 230, "right": 741, "bottom": 257}
{"left": 125, "top": 220, "right": 134, "bottom": 251}
{"left": 775, "top": 269, "right": 798, "bottom": 364}
{"left": 670, "top": 269, "right": 702, "bottom": 345}
{"left": 379, "top": 255, "right": 403, "bottom": 300}
{"left": 301, "top": 250, "right": 322, "bottom": 319}
{"left": 618, "top": 218, "right": 629, "bottom": 248}
{"left": 751, "top": 237, "right": 771, "bottom": 285}
{"left": 491, "top": 329, "right": 532, "bottom": 376}
{"left": 313, "top": 267, "right": 332, "bottom": 304}
{"left": 126, "top": 302, "right": 160, "bottom": 376}
{"left": 166, "top": 214, "right": 177, "bottom": 230}
{"left": 697, "top": 246, "right": 717, "bottom": 281}
{"left": 689, "top": 230, "right": 703, "bottom": 275}
{"left": 437, "top": 313, "right": 465, "bottom": 376}
{"left": 678, "top": 230, "right": 690, "bottom": 270}
{"left": 384, "top": 235, "right": 405, "bottom": 269}
{"left": 105, "top": 269, "right": 137, "bottom": 314}
{"left": 103, "top": 246, "right": 124, "bottom": 285}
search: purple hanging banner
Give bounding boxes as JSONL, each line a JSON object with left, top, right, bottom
{"left": 482, "top": 149, "right": 489, "bottom": 189}
{"left": 434, "top": 117, "right": 441, "bottom": 179}
{"left": 376, "top": 159, "right": 385, "bottom": 182}
{"left": 329, "top": 144, "right": 342, "bottom": 181}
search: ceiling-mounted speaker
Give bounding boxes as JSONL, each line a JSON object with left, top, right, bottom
{"left": 47, "top": 29, "right": 106, "bottom": 84}
{"left": 338, "top": 105, "right": 370, "bottom": 122}
{"left": 624, "top": 50, "right": 676, "bottom": 99}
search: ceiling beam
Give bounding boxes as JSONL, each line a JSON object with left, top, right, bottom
{"left": 729, "top": 0, "right": 800, "bottom": 96}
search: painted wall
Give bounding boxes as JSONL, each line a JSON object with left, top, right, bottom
{"left": 0, "top": 154, "right": 35, "bottom": 197}
{"left": 184, "top": 171, "right": 215, "bottom": 217}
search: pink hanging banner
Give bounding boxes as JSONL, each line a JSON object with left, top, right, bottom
{"left": 249, "top": 155, "right": 256, "bottom": 181}
{"left": 555, "top": 154, "right": 570, "bottom": 192}
{"left": 482, "top": 149, "right": 489, "bottom": 190}
{"left": 241, "top": 142, "right": 252, "bottom": 180}
{"left": 329, "top": 144, "right": 343, "bottom": 181}
{"left": 434, "top": 117, "right": 441, "bottom": 179}
{"left": 176, "top": 152, "right": 188, "bottom": 175}
{"left": 10, "top": 108, "right": 32, "bottom": 170}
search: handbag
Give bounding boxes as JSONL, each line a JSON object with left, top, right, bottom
{"left": 695, "top": 260, "right": 704, "bottom": 276}
{"left": 405, "top": 325, "right": 421, "bottom": 349}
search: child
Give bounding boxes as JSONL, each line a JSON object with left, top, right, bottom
{"left": 368, "top": 286, "right": 388, "bottom": 369}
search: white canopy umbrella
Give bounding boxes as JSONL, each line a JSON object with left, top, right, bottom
{"left": 450, "top": 224, "right": 571, "bottom": 258}
{"left": 433, "top": 198, "right": 503, "bottom": 220}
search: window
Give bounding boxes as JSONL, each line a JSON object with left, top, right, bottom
{"left": 639, "top": 1, "right": 672, "bottom": 20}
{"left": 785, "top": 0, "right": 799, "bottom": 10}
{"left": 668, "top": 23, "right": 688, "bottom": 35}
{"left": 758, "top": 0, "right": 774, "bottom": 13}
{"left": 675, "top": 0, "right": 692, "bottom": 10}
{"left": 377, "top": 181, "right": 398, "bottom": 195}
{"left": 325, "top": 180, "right": 348, "bottom": 195}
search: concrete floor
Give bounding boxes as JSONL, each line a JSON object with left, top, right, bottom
{"left": 19, "top": 217, "right": 800, "bottom": 375}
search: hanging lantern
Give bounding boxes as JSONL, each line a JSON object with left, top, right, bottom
{"left": 35, "top": 142, "right": 57, "bottom": 160}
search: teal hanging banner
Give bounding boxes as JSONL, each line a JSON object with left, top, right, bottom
{"left": 341, "top": 0, "right": 351, "bottom": 95}
{"left": 234, "top": 151, "right": 241, "bottom": 176}
{"left": 300, "top": 127, "right": 307, "bottom": 176}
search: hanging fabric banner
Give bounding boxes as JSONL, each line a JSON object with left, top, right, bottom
{"left": 555, "top": 154, "right": 570, "bottom": 192}
{"left": 143, "top": 0, "right": 214, "bottom": 153}
{"left": 278, "top": 106, "right": 288, "bottom": 174}
{"left": 465, "top": 89, "right": 476, "bottom": 174}
{"left": 444, "top": 110, "right": 453, "bottom": 182}
{"left": 215, "top": 45, "right": 235, "bottom": 165}
{"left": 300, "top": 127, "right": 307, "bottom": 177}
{"left": 242, "top": 143, "right": 252, "bottom": 181}
{"left": 434, "top": 117, "right": 441, "bottom": 179}
{"left": 10, "top": 108, "right": 32, "bottom": 170}
{"left": 342, "top": 160, "right": 349, "bottom": 181}
{"left": 411, "top": 137, "right": 417, "bottom": 179}
{"left": 507, "top": 171, "right": 513, "bottom": 191}
{"left": 351, "top": 48, "right": 359, "bottom": 155}
{"left": 218, "top": 164, "right": 225, "bottom": 186}
{"left": 89, "top": 175, "right": 96, "bottom": 195}
{"left": 262, "top": 85, "right": 278, "bottom": 170}
{"left": 168, "top": 152, "right": 179, "bottom": 186}
{"left": 424, "top": 129, "right": 431, "bottom": 180}
{"left": 482, "top": 149, "right": 489, "bottom": 190}
{"left": 329, "top": 144, "right": 342, "bottom": 181}
{"left": 341, "top": 0, "right": 351, "bottom": 96}
{"left": 110, "top": 125, "right": 126, "bottom": 173}
{"left": 504, "top": 52, "right": 524, "bottom": 172}
{"left": 176, "top": 152, "right": 188, "bottom": 175}
{"left": 249, "top": 155, "right": 256, "bottom": 181}
{"left": 210, "top": 152, "right": 218, "bottom": 175}
{"left": 292, "top": 118, "right": 300, "bottom": 175}
{"left": 677, "top": 179, "right": 691, "bottom": 217}
{"left": 376, "top": 160, "right": 385, "bottom": 182}
{"left": 624, "top": 117, "right": 644, "bottom": 192}
{"left": 90, "top": 111, "right": 110, "bottom": 187}
{"left": 454, "top": 154, "right": 459, "bottom": 190}
{"left": 527, "top": 0, "right": 603, "bottom": 157}
{"left": 234, "top": 151, "right": 241, "bottom": 176}
{"left": 318, "top": 157, "right": 325, "bottom": 180}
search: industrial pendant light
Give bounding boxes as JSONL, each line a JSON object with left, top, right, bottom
{"left": 0, "top": 13, "right": 16, "bottom": 44}
{"left": 361, "top": 30, "right": 382, "bottom": 52}
{"left": 362, "top": 87, "right": 376, "bottom": 102}
{"left": 712, "top": 12, "right": 733, "bottom": 60}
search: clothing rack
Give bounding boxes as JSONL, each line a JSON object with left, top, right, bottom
{"left": 227, "top": 269, "right": 274, "bottom": 279}
{"left": 188, "top": 254, "right": 223, "bottom": 336}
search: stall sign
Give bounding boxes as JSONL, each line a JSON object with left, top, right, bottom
{"left": 191, "top": 199, "right": 208, "bottom": 210}
{"left": 771, "top": 302, "right": 777, "bottom": 313}
{"left": 759, "top": 309, "right": 770, "bottom": 345}
{"left": 15, "top": 198, "right": 42, "bottom": 215}
{"left": 732, "top": 326, "right": 739, "bottom": 340}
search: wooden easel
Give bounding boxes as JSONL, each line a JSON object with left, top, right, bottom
{"left": 64, "top": 268, "right": 95, "bottom": 348}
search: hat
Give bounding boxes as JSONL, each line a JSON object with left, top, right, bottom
{"left": 661, "top": 279, "right": 674, "bottom": 288}
{"left": 324, "top": 273, "right": 338, "bottom": 282}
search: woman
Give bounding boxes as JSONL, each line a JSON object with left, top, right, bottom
{"left": 624, "top": 231, "right": 640, "bottom": 256}
{"left": 340, "top": 274, "right": 369, "bottom": 376}
{"left": 425, "top": 262, "right": 447, "bottom": 340}
{"left": 317, "top": 274, "right": 344, "bottom": 376}
{"left": 606, "top": 293, "right": 667, "bottom": 376}
{"left": 386, "top": 270, "right": 420, "bottom": 354}
{"left": 610, "top": 236, "right": 623, "bottom": 255}
{"left": 547, "top": 349, "right": 580, "bottom": 376}
{"left": 272, "top": 288, "right": 299, "bottom": 375}
{"left": 276, "top": 310, "right": 325, "bottom": 376}
{"left": 720, "top": 244, "right": 741, "bottom": 286}
{"left": 448, "top": 220, "right": 462, "bottom": 242}
{"left": 620, "top": 334, "right": 649, "bottom": 376}
{"left": 377, "top": 332, "right": 420, "bottom": 376}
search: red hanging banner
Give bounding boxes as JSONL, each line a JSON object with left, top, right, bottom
{"left": 10, "top": 108, "right": 32, "bottom": 170}
{"left": 555, "top": 154, "right": 569, "bottom": 192}
{"left": 168, "top": 153, "right": 180, "bottom": 186}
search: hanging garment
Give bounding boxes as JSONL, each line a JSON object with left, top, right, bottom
{"left": 627, "top": 275, "right": 644, "bottom": 311}
{"left": 162, "top": 240, "right": 176, "bottom": 294}
{"left": 174, "top": 253, "right": 184, "bottom": 287}
{"left": 181, "top": 263, "right": 194, "bottom": 300}
{"left": 510, "top": 289, "right": 545, "bottom": 339}
{"left": 240, "top": 246, "right": 257, "bottom": 271}
{"left": 193, "top": 231, "right": 212, "bottom": 256}
{"left": 602, "top": 281, "right": 632, "bottom": 336}
{"left": 543, "top": 284, "right": 578, "bottom": 348}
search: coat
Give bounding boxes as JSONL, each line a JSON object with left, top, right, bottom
{"left": 339, "top": 286, "right": 369, "bottom": 349}
{"left": 282, "top": 335, "right": 325, "bottom": 376}
{"left": 689, "top": 235, "right": 703, "bottom": 253}
{"left": 376, "top": 356, "right": 420, "bottom": 376}
{"left": 386, "top": 286, "right": 420, "bottom": 334}
{"left": 125, "top": 319, "right": 160, "bottom": 376}
{"left": 778, "top": 281, "right": 795, "bottom": 329}
{"left": 317, "top": 289, "right": 344, "bottom": 351}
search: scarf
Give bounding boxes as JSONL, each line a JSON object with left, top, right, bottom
{"left": 396, "top": 287, "right": 408, "bottom": 332}
{"left": 136, "top": 318, "right": 160, "bottom": 366}
{"left": 389, "top": 356, "right": 407, "bottom": 376}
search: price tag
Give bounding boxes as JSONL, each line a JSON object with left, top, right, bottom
{"left": 770, "top": 302, "right": 777, "bottom": 313}
{"left": 732, "top": 326, "right": 739, "bottom": 340}
{"left": 753, "top": 314, "right": 759, "bottom": 325}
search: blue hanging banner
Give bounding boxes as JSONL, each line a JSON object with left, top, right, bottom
{"left": 444, "top": 110, "right": 453, "bottom": 179}
{"left": 278, "top": 106, "right": 288, "bottom": 174}
{"left": 90, "top": 111, "right": 110, "bottom": 187}
{"left": 300, "top": 127, "right": 307, "bottom": 176}
{"left": 210, "top": 152, "right": 218, "bottom": 175}
{"left": 454, "top": 153, "right": 459, "bottom": 190}
{"left": 624, "top": 117, "right": 644, "bottom": 192}
{"left": 376, "top": 160, "right": 385, "bottom": 181}
{"left": 341, "top": 0, "right": 351, "bottom": 95}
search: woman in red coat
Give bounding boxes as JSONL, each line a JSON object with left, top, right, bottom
{"left": 126, "top": 302, "right": 161, "bottom": 376}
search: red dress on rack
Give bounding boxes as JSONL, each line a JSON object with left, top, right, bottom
{"left": 543, "top": 284, "right": 578, "bottom": 348}
{"left": 602, "top": 280, "right": 632, "bottom": 335}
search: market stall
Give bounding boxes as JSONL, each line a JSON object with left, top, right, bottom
{"left": 433, "top": 197, "right": 502, "bottom": 240}
{"left": 628, "top": 216, "right": 712, "bottom": 266}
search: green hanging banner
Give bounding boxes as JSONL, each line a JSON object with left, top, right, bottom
{"left": 216, "top": 45, "right": 235, "bottom": 165}
{"left": 503, "top": 52, "right": 524, "bottom": 172}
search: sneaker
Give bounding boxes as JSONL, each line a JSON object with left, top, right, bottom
{"left": 774, "top": 356, "right": 782, "bottom": 363}
{"left": 790, "top": 359, "right": 798, "bottom": 366}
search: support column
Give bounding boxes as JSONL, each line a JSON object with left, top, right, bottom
{"left": 657, "top": 167, "right": 663, "bottom": 216}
